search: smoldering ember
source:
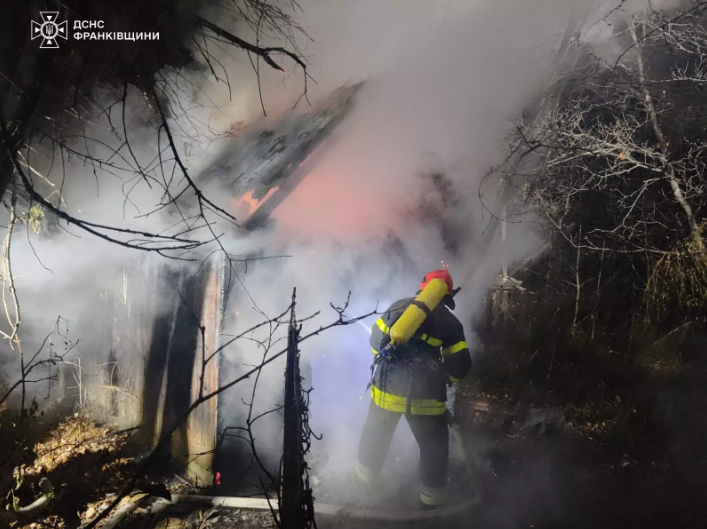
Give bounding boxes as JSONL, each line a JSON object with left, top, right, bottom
{"left": 2, "top": 1, "right": 707, "bottom": 528}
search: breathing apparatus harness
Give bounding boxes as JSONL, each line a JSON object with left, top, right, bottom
{"left": 366, "top": 275, "right": 461, "bottom": 416}
{"left": 367, "top": 329, "right": 429, "bottom": 417}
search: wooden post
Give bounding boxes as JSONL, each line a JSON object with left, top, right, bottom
{"left": 186, "top": 258, "right": 223, "bottom": 485}
{"left": 280, "top": 289, "right": 304, "bottom": 528}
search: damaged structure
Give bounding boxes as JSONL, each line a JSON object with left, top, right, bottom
{"left": 47, "top": 83, "right": 364, "bottom": 486}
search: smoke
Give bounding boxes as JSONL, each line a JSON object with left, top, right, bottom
{"left": 0, "top": 87, "right": 193, "bottom": 414}
{"left": 1, "top": 0, "right": 661, "bottom": 504}
{"left": 205, "top": 0, "right": 614, "bottom": 501}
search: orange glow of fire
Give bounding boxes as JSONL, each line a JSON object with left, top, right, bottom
{"left": 236, "top": 187, "right": 279, "bottom": 216}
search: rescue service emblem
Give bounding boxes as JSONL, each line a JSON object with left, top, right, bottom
{"left": 31, "top": 12, "right": 68, "bottom": 49}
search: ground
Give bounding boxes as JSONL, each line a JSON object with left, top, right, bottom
{"left": 0, "top": 405, "right": 144, "bottom": 529}
{"left": 453, "top": 383, "right": 707, "bottom": 529}
{"left": 2, "top": 381, "right": 706, "bottom": 529}
{"left": 0, "top": 405, "right": 281, "bottom": 529}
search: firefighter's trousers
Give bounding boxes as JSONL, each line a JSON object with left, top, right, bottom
{"left": 356, "top": 400, "right": 448, "bottom": 506}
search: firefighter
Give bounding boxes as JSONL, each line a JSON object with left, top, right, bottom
{"left": 355, "top": 269, "right": 472, "bottom": 509}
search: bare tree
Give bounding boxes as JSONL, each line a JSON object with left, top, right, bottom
{"left": 0, "top": 0, "right": 312, "bottom": 424}
{"left": 1, "top": 0, "right": 311, "bottom": 261}
{"left": 495, "top": 5, "right": 707, "bottom": 327}
{"left": 0, "top": 316, "right": 77, "bottom": 414}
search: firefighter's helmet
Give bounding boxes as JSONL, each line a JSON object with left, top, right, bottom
{"left": 420, "top": 269, "right": 453, "bottom": 294}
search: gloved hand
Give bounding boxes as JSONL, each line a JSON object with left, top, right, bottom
{"left": 380, "top": 342, "right": 400, "bottom": 360}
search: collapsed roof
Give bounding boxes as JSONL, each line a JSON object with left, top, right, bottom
{"left": 199, "top": 82, "right": 364, "bottom": 232}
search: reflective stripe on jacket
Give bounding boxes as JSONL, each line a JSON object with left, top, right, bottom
{"left": 369, "top": 297, "right": 472, "bottom": 415}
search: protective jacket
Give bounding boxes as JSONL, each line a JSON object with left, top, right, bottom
{"left": 369, "top": 296, "right": 471, "bottom": 415}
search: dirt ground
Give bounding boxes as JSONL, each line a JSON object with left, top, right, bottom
{"left": 0, "top": 404, "right": 282, "bottom": 529}
{"left": 2, "top": 386, "right": 706, "bottom": 529}
{"left": 0, "top": 406, "right": 144, "bottom": 529}
{"left": 451, "top": 392, "right": 707, "bottom": 529}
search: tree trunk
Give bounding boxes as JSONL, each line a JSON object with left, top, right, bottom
{"left": 627, "top": 16, "right": 703, "bottom": 251}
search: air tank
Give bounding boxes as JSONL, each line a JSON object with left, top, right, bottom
{"left": 389, "top": 278, "right": 449, "bottom": 345}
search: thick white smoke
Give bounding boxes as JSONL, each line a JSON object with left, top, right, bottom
{"left": 1, "top": 0, "right": 660, "bottom": 503}
{"left": 203, "top": 0, "right": 616, "bottom": 502}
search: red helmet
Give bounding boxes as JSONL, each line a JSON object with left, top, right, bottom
{"left": 420, "top": 269, "right": 453, "bottom": 293}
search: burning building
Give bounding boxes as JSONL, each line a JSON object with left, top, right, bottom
{"left": 65, "top": 82, "right": 366, "bottom": 486}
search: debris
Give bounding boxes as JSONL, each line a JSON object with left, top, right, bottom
{"left": 505, "top": 407, "right": 566, "bottom": 436}
{"left": 101, "top": 501, "right": 139, "bottom": 529}
{"left": 17, "top": 416, "right": 130, "bottom": 476}
{"left": 14, "top": 477, "right": 54, "bottom": 514}
{"left": 469, "top": 400, "right": 491, "bottom": 412}
{"left": 155, "top": 518, "right": 187, "bottom": 529}
{"left": 493, "top": 275, "right": 526, "bottom": 291}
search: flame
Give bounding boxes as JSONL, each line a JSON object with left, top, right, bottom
{"left": 271, "top": 156, "right": 398, "bottom": 240}
{"left": 238, "top": 190, "right": 259, "bottom": 214}
{"left": 236, "top": 186, "right": 279, "bottom": 216}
